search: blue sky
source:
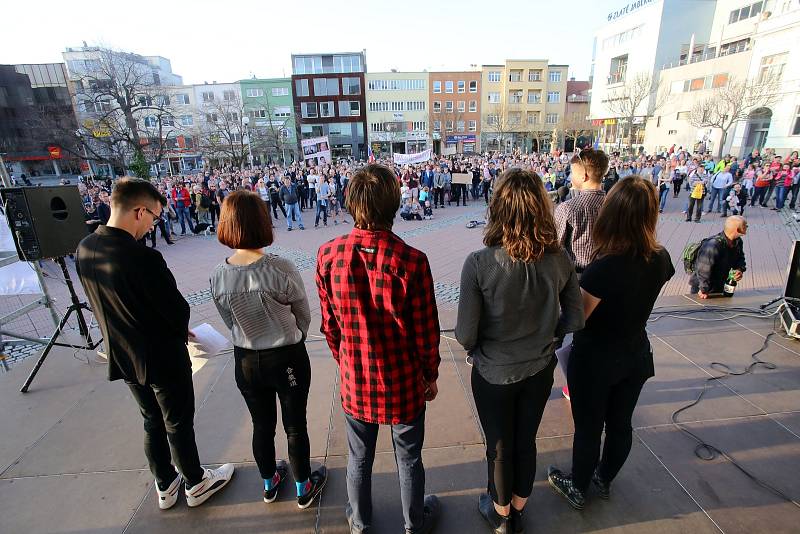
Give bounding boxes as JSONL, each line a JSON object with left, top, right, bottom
{"left": 2, "top": 0, "right": 614, "bottom": 83}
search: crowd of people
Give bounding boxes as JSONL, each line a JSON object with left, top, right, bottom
{"left": 70, "top": 139, "right": 793, "bottom": 533}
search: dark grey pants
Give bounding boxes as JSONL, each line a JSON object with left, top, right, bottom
{"left": 345, "top": 410, "right": 426, "bottom": 532}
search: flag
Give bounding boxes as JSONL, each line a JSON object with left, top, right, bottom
{"left": 368, "top": 145, "right": 376, "bottom": 163}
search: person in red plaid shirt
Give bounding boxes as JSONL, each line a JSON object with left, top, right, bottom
{"left": 316, "top": 164, "right": 442, "bottom": 534}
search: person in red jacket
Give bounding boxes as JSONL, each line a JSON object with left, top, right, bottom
{"left": 316, "top": 164, "right": 442, "bottom": 534}
{"left": 172, "top": 182, "right": 195, "bottom": 234}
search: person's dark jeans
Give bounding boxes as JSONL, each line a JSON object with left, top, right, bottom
{"left": 176, "top": 206, "right": 194, "bottom": 234}
{"left": 210, "top": 204, "right": 220, "bottom": 227}
{"left": 127, "top": 367, "right": 205, "bottom": 488}
{"left": 315, "top": 201, "right": 328, "bottom": 226}
{"left": 483, "top": 182, "right": 491, "bottom": 204}
{"left": 433, "top": 187, "right": 444, "bottom": 207}
{"left": 789, "top": 183, "right": 800, "bottom": 209}
{"left": 345, "top": 409, "right": 426, "bottom": 533}
{"left": 271, "top": 196, "right": 287, "bottom": 219}
{"left": 147, "top": 219, "right": 172, "bottom": 247}
{"left": 707, "top": 187, "right": 723, "bottom": 212}
{"left": 234, "top": 343, "right": 311, "bottom": 482}
{"left": 672, "top": 179, "right": 683, "bottom": 197}
{"left": 567, "top": 353, "right": 648, "bottom": 493}
{"left": 751, "top": 186, "right": 767, "bottom": 206}
{"left": 764, "top": 183, "right": 776, "bottom": 205}
{"left": 686, "top": 196, "right": 703, "bottom": 222}
{"left": 776, "top": 185, "right": 788, "bottom": 209}
{"left": 471, "top": 357, "right": 555, "bottom": 506}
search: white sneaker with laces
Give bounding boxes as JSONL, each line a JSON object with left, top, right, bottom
{"left": 185, "top": 464, "right": 235, "bottom": 507}
{"left": 157, "top": 474, "right": 182, "bottom": 510}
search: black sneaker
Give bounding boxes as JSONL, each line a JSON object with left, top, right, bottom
{"left": 591, "top": 470, "right": 610, "bottom": 500}
{"left": 263, "top": 460, "right": 288, "bottom": 503}
{"left": 548, "top": 466, "right": 585, "bottom": 510}
{"left": 297, "top": 466, "right": 327, "bottom": 509}
{"left": 510, "top": 506, "right": 525, "bottom": 533}
{"left": 406, "top": 494, "right": 440, "bottom": 534}
{"left": 478, "top": 493, "right": 509, "bottom": 534}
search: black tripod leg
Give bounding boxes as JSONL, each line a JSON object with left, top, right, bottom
{"left": 20, "top": 308, "right": 73, "bottom": 393}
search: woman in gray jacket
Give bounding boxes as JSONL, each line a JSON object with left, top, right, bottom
{"left": 456, "top": 169, "right": 584, "bottom": 534}
{"left": 211, "top": 191, "right": 327, "bottom": 509}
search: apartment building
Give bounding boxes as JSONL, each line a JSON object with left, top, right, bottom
{"left": 480, "top": 60, "right": 568, "bottom": 152}
{"left": 291, "top": 51, "right": 367, "bottom": 160}
{"left": 428, "top": 71, "right": 481, "bottom": 153}
{"left": 365, "top": 71, "right": 429, "bottom": 156}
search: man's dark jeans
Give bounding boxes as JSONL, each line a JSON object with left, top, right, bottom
{"left": 127, "top": 367, "right": 205, "bottom": 488}
{"left": 345, "top": 409, "right": 426, "bottom": 532}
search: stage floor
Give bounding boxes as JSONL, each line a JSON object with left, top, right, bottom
{"left": 1, "top": 290, "right": 798, "bottom": 534}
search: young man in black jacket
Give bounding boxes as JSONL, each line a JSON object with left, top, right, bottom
{"left": 77, "top": 179, "right": 234, "bottom": 511}
{"left": 690, "top": 216, "right": 747, "bottom": 298}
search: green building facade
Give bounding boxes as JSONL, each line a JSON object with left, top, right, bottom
{"left": 239, "top": 78, "right": 297, "bottom": 164}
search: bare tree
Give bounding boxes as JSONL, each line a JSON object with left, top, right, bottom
{"left": 560, "top": 112, "right": 599, "bottom": 152}
{"left": 689, "top": 75, "right": 780, "bottom": 158}
{"left": 604, "top": 71, "right": 668, "bottom": 150}
{"left": 193, "top": 94, "right": 248, "bottom": 168}
{"left": 246, "top": 91, "right": 295, "bottom": 164}
{"left": 69, "top": 47, "right": 180, "bottom": 174}
{"left": 483, "top": 102, "right": 516, "bottom": 152}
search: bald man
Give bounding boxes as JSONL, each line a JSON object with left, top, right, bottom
{"left": 690, "top": 216, "right": 748, "bottom": 298}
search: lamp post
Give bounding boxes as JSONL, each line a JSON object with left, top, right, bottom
{"left": 242, "top": 115, "right": 254, "bottom": 169}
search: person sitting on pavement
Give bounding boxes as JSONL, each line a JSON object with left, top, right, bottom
{"left": 689, "top": 216, "right": 747, "bottom": 299}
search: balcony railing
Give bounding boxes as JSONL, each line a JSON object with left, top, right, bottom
{"left": 661, "top": 44, "right": 750, "bottom": 70}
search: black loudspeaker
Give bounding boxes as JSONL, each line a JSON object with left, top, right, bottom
{"left": 1, "top": 185, "right": 87, "bottom": 261}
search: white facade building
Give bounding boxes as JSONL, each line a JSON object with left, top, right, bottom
{"left": 589, "top": 0, "right": 717, "bottom": 149}
{"left": 365, "top": 72, "right": 430, "bottom": 155}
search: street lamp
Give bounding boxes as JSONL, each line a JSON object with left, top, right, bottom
{"left": 241, "top": 115, "right": 254, "bottom": 169}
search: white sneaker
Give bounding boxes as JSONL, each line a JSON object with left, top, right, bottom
{"left": 185, "top": 464, "right": 235, "bottom": 507}
{"left": 157, "top": 474, "right": 182, "bottom": 510}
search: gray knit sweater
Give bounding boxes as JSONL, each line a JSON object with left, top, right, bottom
{"left": 455, "top": 246, "right": 584, "bottom": 384}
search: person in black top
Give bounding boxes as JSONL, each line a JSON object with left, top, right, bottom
{"left": 76, "top": 178, "right": 234, "bottom": 511}
{"left": 689, "top": 216, "right": 747, "bottom": 298}
{"left": 548, "top": 176, "right": 675, "bottom": 511}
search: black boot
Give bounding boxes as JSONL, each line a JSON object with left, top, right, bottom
{"left": 510, "top": 507, "right": 524, "bottom": 533}
{"left": 478, "top": 493, "right": 510, "bottom": 534}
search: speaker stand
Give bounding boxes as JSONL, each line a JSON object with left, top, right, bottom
{"left": 20, "top": 256, "right": 102, "bottom": 393}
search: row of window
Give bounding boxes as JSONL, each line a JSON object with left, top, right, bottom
{"left": 487, "top": 70, "right": 562, "bottom": 83}
{"left": 432, "top": 120, "right": 477, "bottom": 133}
{"left": 369, "top": 121, "right": 428, "bottom": 132}
{"left": 669, "top": 73, "right": 729, "bottom": 94}
{"left": 293, "top": 54, "right": 363, "bottom": 75}
{"left": 294, "top": 77, "right": 361, "bottom": 97}
{"left": 367, "top": 79, "right": 426, "bottom": 91}
{"left": 486, "top": 91, "right": 558, "bottom": 104}
{"left": 601, "top": 25, "right": 643, "bottom": 51}
{"left": 432, "top": 80, "right": 478, "bottom": 94}
{"left": 368, "top": 101, "right": 427, "bottom": 112}
{"left": 432, "top": 100, "right": 478, "bottom": 113}
{"left": 729, "top": 1, "right": 765, "bottom": 24}
{"left": 245, "top": 87, "right": 290, "bottom": 98}
{"left": 486, "top": 112, "right": 558, "bottom": 125}
{"left": 301, "top": 100, "right": 361, "bottom": 119}
{"left": 247, "top": 106, "right": 292, "bottom": 119}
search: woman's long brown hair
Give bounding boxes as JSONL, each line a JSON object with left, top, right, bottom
{"left": 592, "top": 176, "right": 662, "bottom": 261}
{"left": 484, "top": 168, "right": 559, "bottom": 262}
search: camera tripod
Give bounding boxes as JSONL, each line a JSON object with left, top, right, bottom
{"left": 20, "top": 256, "right": 102, "bottom": 393}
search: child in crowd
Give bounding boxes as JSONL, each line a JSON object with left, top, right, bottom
{"left": 423, "top": 200, "right": 433, "bottom": 220}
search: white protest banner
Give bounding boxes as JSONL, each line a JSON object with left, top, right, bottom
{"left": 393, "top": 149, "right": 433, "bottom": 165}
{"left": 301, "top": 136, "right": 332, "bottom": 166}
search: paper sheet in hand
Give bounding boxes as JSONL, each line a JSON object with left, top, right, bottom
{"left": 555, "top": 345, "right": 571, "bottom": 378}
{"left": 188, "top": 323, "right": 231, "bottom": 358}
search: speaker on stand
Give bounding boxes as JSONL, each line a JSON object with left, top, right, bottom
{"left": 0, "top": 185, "right": 103, "bottom": 392}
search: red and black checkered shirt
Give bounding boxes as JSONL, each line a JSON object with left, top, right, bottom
{"left": 315, "top": 228, "right": 441, "bottom": 425}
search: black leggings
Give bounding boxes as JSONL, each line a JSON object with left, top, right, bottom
{"left": 471, "top": 357, "right": 556, "bottom": 506}
{"left": 567, "top": 352, "right": 648, "bottom": 492}
{"left": 234, "top": 342, "right": 312, "bottom": 482}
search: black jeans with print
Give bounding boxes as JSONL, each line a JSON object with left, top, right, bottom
{"left": 234, "top": 342, "right": 312, "bottom": 482}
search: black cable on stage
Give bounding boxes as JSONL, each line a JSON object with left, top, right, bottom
{"left": 669, "top": 326, "right": 800, "bottom": 508}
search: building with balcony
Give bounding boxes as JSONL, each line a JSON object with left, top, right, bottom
{"left": 480, "top": 60, "right": 567, "bottom": 152}
{"left": 428, "top": 71, "right": 482, "bottom": 153}
{"left": 291, "top": 51, "right": 367, "bottom": 161}
{"left": 589, "top": 0, "right": 717, "bottom": 151}
{"left": 365, "top": 72, "right": 429, "bottom": 156}
{"left": 565, "top": 80, "right": 593, "bottom": 151}
{"left": 239, "top": 78, "right": 297, "bottom": 164}
{"left": 641, "top": 0, "right": 800, "bottom": 157}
